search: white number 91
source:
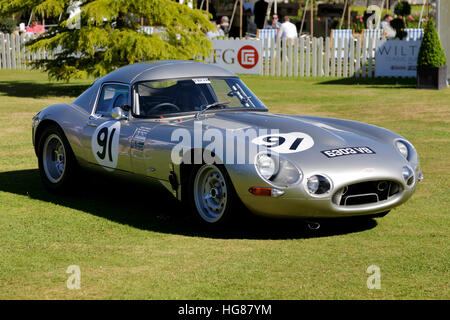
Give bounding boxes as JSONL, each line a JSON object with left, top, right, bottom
{"left": 252, "top": 132, "right": 314, "bottom": 154}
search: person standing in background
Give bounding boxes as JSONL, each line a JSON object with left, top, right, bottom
{"left": 26, "top": 20, "right": 45, "bottom": 36}
{"left": 278, "top": 16, "right": 297, "bottom": 41}
{"left": 254, "top": 0, "right": 268, "bottom": 29}
{"left": 267, "top": 14, "right": 281, "bottom": 30}
{"left": 206, "top": 21, "right": 224, "bottom": 39}
{"left": 278, "top": 16, "right": 297, "bottom": 61}
{"left": 219, "top": 16, "right": 229, "bottom": 35}
{"left": 381, "top": 14, "right": 396, "bottom": 39}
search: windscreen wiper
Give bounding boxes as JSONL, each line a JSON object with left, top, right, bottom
{"left": 195, "top": 101, "right": 230, "bottom": 119}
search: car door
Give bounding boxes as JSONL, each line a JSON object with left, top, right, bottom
{"left": 82, "top": 82, "right": 134, "bottom": 172}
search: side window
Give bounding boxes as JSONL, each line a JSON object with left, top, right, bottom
{"left": 96, "top": 84, "right": 129, "bottom": 116}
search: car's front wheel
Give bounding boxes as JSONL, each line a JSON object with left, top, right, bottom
{"left": 38, "top": 124, "right": 78, "bottom": 192}
{"left": 189, "top": 164, "right": 238, "bottom": 227}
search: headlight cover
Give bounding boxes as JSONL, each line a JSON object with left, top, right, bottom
{"left": 402, "top": 166, "right": 414, "bottom": 186}
{"left": 254, "top": 152, "right": 302, "bottom": 187}
{"left": 255, "top": 153, "right": 278, "bottom": 180}
{"left": 32, "top": 112, "right": 41, "bottom": 128}
{"left": 395, "top": 140, "right": 409, "bottom": 159}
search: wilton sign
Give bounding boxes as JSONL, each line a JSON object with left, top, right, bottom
{"left": 209, "top": 39, "right": 262, "bottom": 74}
{"left": 375, "top": 40, "right": 421, "bottom": 77}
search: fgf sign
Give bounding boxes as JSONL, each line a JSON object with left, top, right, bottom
{"left": 209, "top": 40, "right": 262, "bottom": 74}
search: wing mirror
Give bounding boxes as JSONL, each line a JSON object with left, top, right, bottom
{"left": 111, "top": 104, "right": 131, "bottom": 120}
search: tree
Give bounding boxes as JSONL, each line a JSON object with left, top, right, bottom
{"left": 0, "top": 0, "right": 214, "bottom": 81}
{"left": 418, "top": 19, "right": 447, "bottom": 68}
{"left": 0, "top": 16, "right": 17, "bottom": 33}
{"left": 393, "top": 1, "right": 411, "bottom": 17}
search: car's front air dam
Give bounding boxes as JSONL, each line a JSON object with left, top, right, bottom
{"left": 239, "top": 180, "right": 418, "bottom": 219}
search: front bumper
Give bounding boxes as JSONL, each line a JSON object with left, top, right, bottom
{"left": 231, "top": 165, "right": 421, "bottom": 219}
{"left": 240, "top": 183, "right": 416, "bottom": 218}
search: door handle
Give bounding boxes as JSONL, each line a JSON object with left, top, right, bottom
{"left": 88, "top": 114, "right": 102, "bottom": 127}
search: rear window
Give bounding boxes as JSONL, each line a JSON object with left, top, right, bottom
{"left": 73, "top": 85, "right": 97, "bottom": 113}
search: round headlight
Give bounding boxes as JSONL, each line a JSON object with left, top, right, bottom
{"left": 255, "top": 153, "right": 278, "bottom": 180}
{"left": 307, "top": 175, "right": 332, "bottom": 195}
{"left": 396, "top": 140, "right": 409, "bottom": 159}
{"left": 307, "top": 176, "right": 319, "bottom": 193}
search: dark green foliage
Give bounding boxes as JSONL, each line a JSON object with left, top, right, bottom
{"left": 394, "top": 1, "right": 411, "bottom": 17}
{"left": 0, "top": 0, "right": 214, "bottom": 81}
{"left": 418, "top": 19, "right": 447, "bottom": 67}
{"left": 0, "top": 16, "right": 16, "bottom": 33}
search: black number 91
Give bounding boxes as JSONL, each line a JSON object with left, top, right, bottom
{"left": 96, "top": 127, "right": 116, "bottom": 162}
{"left": 262, "top": 135, "right": 303, "bottom": 151}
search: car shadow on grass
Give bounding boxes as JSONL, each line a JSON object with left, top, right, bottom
{"left": 0, "top": 81, "right": 90, "bottom": 98}
{"left": 0, "top": 169, "right": 378, "bottom": 240}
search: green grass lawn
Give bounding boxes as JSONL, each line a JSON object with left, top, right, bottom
{"left": 0, "top": 70, "right": 448, "bottom": 299}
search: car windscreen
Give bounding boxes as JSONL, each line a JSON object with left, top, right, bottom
{"left": 133, "top": 77, "right": 267, "bottom": 117}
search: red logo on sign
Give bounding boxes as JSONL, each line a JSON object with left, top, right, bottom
{"left": 237, "top": 45, "right": 259, "bottom": 69}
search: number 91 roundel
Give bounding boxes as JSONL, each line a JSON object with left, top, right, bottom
{"left": 92, "top": 121, "right": 121, "bottom": 169}
{"left": 252, "top": 132, "right": 314, "bottom": 154}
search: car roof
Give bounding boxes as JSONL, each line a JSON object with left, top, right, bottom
{"left": 98, "top": 60, "right": 237, "bottom": 84}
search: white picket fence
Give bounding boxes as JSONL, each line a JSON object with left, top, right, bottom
{"left": 0, "top": 33, "right": 378, "bottom": 78}
{"left": 261, "top": 36, "right": 377, "bottom": 78}
{"left": 0, "top": 33, "right": 51, "bottom": 70}
{"left": 0, "top": 32, "right": 420, "bottom": 78}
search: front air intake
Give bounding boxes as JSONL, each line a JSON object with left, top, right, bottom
{"left": 332, "top": 180, "right": 401, "bottom": 206}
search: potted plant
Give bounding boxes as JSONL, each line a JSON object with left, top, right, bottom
{"left": 417, "top": 19, "right": 448, "bottom": 90}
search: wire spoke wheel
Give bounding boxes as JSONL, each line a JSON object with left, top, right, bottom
{"left": 193, "top": 165, "right": 228, "bottom": 223}
{"left": 42, "top": 134, "right": 66, "bottom": 183}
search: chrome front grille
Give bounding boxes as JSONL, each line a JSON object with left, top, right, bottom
{"left": 332, "top": 180, "right": 401, "bottom": 206}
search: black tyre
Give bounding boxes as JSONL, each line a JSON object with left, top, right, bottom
{"left": 37, "top": 124, "right": 78, "bottom": 192}
{"left": 188, "top": 164, "right": 240, "bottom": 228}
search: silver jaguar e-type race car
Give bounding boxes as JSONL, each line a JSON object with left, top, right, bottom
{"left": 32, "top": 60, "right": 422, "bottom": 227}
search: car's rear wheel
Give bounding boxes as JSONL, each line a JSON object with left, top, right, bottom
{"left": 189, "top": 164, "right": 238, "bottom": 227}
{"left": 38, "top": 124, "right": 77, "bottom": 192}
